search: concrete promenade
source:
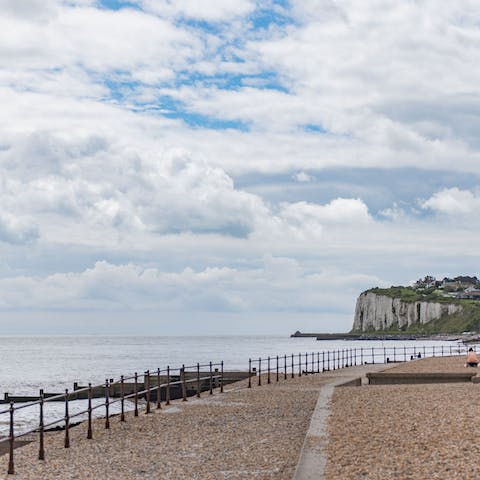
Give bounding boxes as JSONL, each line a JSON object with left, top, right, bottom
{"left": 292, "top": 363, "right": 390, "bottom": 480}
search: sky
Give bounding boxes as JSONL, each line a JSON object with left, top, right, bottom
{"left": 1, "top": 0, "right": 480, "bottom": 335}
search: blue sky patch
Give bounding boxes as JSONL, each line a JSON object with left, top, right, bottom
{"left": 302, "top": 124, "right": 327, "bottom": 134}
{"left": 98, "top": 0, "right": 141, "bottom": 11}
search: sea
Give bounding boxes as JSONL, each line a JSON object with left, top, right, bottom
{"left": 0, "top": 335, "right": 470, "bottom": 437}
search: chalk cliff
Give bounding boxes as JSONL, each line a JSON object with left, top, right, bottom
{"left": 352, "top": 291, "right": 463, "bottom": 332}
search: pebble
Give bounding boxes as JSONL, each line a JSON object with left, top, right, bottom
{"left": 324, "top": 355, "right": 480, "bottom": 479}
{"left": 0, "top": 374, "right": 329, "bottom": 479}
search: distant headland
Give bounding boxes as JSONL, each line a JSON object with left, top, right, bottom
{"left": 293, "top": 274, "right": 480, "bottom": 339}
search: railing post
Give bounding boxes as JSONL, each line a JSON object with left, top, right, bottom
{"left": 258, "top": 357, "right": 262, "bottom": 386}
{"left": 299, "top": 353, "right": 302, "bottom": 377}
{"left": 267, "top": 357, "right": 271, "bottom": 384}
{"left": 134, "top": 372, "right": 139, "bottom": 416}
{"left": 196, "top": 363, "right": 201, "bottom": 398}
{"left": 284, "top": 354, "right": 287, "bottom": 380}
{"left": 291, "top": 354, "right": 294, "bottom": 378}
{"left": 166, "top": 366, "right": 171, "bottom": 405}
{"left": 64, "top": 389, "right": 70, "bottom": 448}
{"left": 322, "top": 351, "right": 325, "bottom": 372}
{"left": 305, "top": 352, "right": 308, "bottom": 374}
{"left": 209, "top": 362, "right": 213, "bottom": 394}
{"left": 433, "top": 345, "right": 436, "bottom": 357}
{"left": 393, "top": 346, "right": 396, "bottom": 362}
{"left": 332, "top": 350, "right": 335, "bottom": 370}
{"left": 327, "top": 351, "right": 330, "bottom": 371}
{"left": 145, "top": 371, "right": 151, "bottom": 414}
{"left": 248, "top": 359, "right": 252, "bottom": 388}
{"left": 276, "top": 355, "right": 279, "bottom": 382}
{"left": 361, "top": 348, "right": 363, "bottom": 365}
{"left": 157, "top": 368, "right": 162, "bottom": 409}
{"left": 38, "top": 389, "right": 45, "bottom": 460}
{"left": 8, "top": 402, "right": 14, "bottom": 475}
{"left": 87, "top": 383, "right": 93, "bottom": 439}
{"left": 181, "top": 365, "right": 187, "bottom": 401}
{"left": 372, "top": 347, "right": 375, "bottom": 364}
{"left": 120, "top": 376, "right": 125, "bottom": 421}
{"left": 105, "top": 379, "right": 110, "bottom": 429}
{"left": 317, "top": 352, "right": 320, "bottom": 373}
{"left": 220, "top": 361, "right": 224, "bottom": 393}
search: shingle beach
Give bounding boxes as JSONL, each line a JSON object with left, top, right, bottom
{"left": 1, "top": 356, "right": 477, "bottom": 479}
{"left": 0, "top": 373, "right": 330, "bottom": 480}
{"left": 324, "top": 356, "right": 480, "bottom": 480}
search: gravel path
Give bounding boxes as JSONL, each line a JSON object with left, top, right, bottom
{"left": 0, "top": 372, "right": 340, "bottom": 480}
{"left": 324, "top": 356, "right": 480, "bottom": 480}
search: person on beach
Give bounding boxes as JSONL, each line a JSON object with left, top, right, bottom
{"left": 465, "top": 348, "right": 478, "bottom": 367}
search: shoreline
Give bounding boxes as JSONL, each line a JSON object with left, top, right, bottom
{"left": 291, "top": 331, "right": 465, "bottom": 341}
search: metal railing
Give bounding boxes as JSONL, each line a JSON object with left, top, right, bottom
{"left": 247, "top": 344, "right": 471, "bottom": 387}
{"left": 0, "top": 361, "right": 224, "bottom": 475}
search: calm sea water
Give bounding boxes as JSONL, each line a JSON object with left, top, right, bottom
{"left": 0, "top": 335, "right": 467, "bottom": 395}
{"left": 0, "top": 335, "right": 468, "bottom": 437}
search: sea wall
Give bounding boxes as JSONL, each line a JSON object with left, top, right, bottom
{"left": 352, "top": 291, "right": 463, "bottom": 331}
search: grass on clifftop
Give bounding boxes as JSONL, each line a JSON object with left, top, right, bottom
{"left": 367, "top": 286, "right": 460, "bottom": 304}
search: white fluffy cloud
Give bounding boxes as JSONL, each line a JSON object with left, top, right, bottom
{"left": 422, "top": 188, "right": 480, "bottom": 215}
{"left": 0, "top": 258, "right": 378, "bottom": 318}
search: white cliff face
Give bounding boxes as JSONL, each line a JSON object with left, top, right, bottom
{"left": 352, "top": 292, "right": 463, "bottom": 331}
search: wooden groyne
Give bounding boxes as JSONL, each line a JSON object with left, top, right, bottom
{"left": 0, "top": 371, "right": 251, "bottom": 404}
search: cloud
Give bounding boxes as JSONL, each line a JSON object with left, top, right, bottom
{"left": 0, "top": 5, "right": 201, "bottom": 86}
{"left": 422, "top": 187, "right": 480, "bottom": 215}
{"left": 0, "top": 0, "right": 58, "bottom": 21}
{"left": 0, "top": 212, "right": 39, "bottom": 245}
{"left": 280, "top": 198, "right": 371, "bottom": 226}
{"left": 141, "top": 0, "right": 256, "bottom": 22}
{"left": 0, "top": 258, "right": 379, "bottom": 317}
{"left": 293, "top": 171, "right": 315, "bottom": 183}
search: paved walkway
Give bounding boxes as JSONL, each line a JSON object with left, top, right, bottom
{"left": 293, "top": 364, "right": 390, "bottom": 480}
